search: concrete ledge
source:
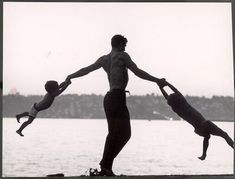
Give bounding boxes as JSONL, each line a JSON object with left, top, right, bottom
{"left": 3, "top": 174, "right": 234, "bottom": 179}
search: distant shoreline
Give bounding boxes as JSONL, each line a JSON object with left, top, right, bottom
{"left": 3, "top": 94, "right": 234, "bottom": 122}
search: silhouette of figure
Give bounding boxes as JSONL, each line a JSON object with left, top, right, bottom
{"left": 16, "top": 80, "right": 71, "bottom": 137}
{"left": 159, "top": 81, "right": 234, "bottom": 160}
{"left": 66, "top": 34, "right": 166, "bottom": 176}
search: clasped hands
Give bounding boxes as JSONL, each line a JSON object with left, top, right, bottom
{"left": 156, "top": 78, "right": 168, "bottom": 88}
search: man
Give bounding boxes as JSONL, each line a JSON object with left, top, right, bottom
{"left": 66, "top": 35, "right": 166, "bottom": 176}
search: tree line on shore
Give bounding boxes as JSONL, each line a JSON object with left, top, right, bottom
{"left": 2, "top": 94, "right": 234, "bottom": 121}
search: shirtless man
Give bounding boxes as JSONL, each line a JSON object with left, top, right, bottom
{"left": 66, "top": 34, "right": 166, "bottom": 176}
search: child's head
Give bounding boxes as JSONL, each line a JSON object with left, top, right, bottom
{"left": 167, "top": 93, "right": 186, "bottom": 109}
{"left": 45, "top": 80, "right": 59, "bottom": 93}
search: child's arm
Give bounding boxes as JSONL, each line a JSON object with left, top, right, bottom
{"left": 159, "top": 86, "right": 169, "bottom": 100}
{"left": 59, "top": 80, "right": 70, "bottom": 88}
{"left": 167, "top": 82, "right": 183, "bottom": 96}
{"left": 53, "top": 80, "right": 71, "bottom": 96}
{"left": 198, "top": 135, "right": 210, "bottom": 160}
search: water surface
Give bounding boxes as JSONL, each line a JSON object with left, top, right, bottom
{"left": 3, "top": 118, "right": 234, "bottom": 177}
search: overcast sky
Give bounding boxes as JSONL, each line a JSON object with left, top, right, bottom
{"left": 3, "top": 2, "right": 234, "bottom": 97}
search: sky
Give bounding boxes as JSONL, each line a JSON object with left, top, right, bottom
{"left": 3, "top": 2, "right": 234, "bottom": 97}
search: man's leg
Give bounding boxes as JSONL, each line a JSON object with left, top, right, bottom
{"left": 100, "top": 110, "right": 131, "bottom": 175}
{"left": 109, "top": 106, "right": 131, "bottom": 160}
{"left": 99, "top": 92, "right": 131, "bottom": 175}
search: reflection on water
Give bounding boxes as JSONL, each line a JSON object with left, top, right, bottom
{"left": 3, "top": 118, "right": 234, "bottom": 177}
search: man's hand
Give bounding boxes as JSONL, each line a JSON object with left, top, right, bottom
{"left": 66, "top": 79, "right": 72, "bottom": 85}
{"left": 66, "top": 75, "right": 72, "bottom": 83}
{"left": 156, "top": 78, "right": 167, "bottom": 88}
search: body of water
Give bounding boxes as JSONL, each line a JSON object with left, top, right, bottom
{"left": 3, "top": 118, "right": 234, "bottom": 177}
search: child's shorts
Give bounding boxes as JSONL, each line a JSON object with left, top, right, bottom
{"left": 194, "top": 120, "right": 216, "bottom": 137}
{"left": 29, "top": 103, "right": 39, "bottom": 117}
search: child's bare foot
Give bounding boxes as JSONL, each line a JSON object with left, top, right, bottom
{"left": 16, "top": 130, "right": 24, "bottom": 137}
{"left": 16, "top": 115, "right": 20, "bottom": 123}
{"left": 198, "top": 155, "right": 206, "bottom": 160}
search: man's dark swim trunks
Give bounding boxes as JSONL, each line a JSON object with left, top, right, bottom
{"left": 100, "top": 89, "right": 131, "bottom": 170}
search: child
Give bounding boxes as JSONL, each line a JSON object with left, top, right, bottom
{"left": 159, "top": 81, "right": 234, "bottom": 160}
{"left": 16, "top": 80, "right": 71, "bottom": 137}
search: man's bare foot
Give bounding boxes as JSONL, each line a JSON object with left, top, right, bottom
{"left": 16, "top": 115, "right": 20, "bottom": 123}
{"left": 89, "top": 167, "right": 116, "bottom": 176}
{"left": 198, "top": 155, "right": 206, "bottom": 160}
{"left": 100, "top": 167, "right": 116, "bottom": 176}
{"left": 16, "top": 130, "right": 24, "bottom": 137}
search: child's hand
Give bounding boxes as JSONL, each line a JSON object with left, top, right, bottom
{"left": 59, "top": 80, "right": 71, "bottom": 88}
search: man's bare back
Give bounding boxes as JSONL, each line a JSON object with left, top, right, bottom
{"left": 101, "top": 51, "right": 129, "bottom": 90}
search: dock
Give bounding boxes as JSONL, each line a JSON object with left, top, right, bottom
{"left": 5, "top": 174, "right": 234, "bottom": 179}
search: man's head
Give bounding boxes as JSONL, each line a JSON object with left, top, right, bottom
{"left": 111, "top": 34, "right": 128, "bottom": 51}
{"left": 45, "top": 80, "right": 59, "bottom": 93}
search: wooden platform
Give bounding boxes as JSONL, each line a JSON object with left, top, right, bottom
{"left": 6, "top": 174, "right": 234, "bottom": 179}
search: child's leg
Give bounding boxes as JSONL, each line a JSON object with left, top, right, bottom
{"left": 220, "top": 132, "right": 234, "bottom": 148}
{"left": 16, "top": 116, "right": 35, "bottom": 137}
{"left": 208, "top": 121, "right": 234, "bottom": 148}
{"left": 198, "top": 135, "right": 210, "bottom": 160}
{"left": 16, "top": 112, "right": 29, "bottom": 123}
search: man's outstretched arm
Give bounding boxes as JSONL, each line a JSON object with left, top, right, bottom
{"left": 66, "top": 57, "right": 104, "bottom": 81}
{"left": 125, "top": 55, "right": 166, "bottom": 86}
